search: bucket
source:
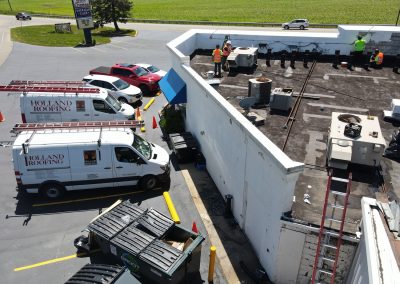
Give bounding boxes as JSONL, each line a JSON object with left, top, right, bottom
{"left": 341, "top": 62, "right": 348, "bottom": 68}
{"left": 206, "top": 71, "right": 215, "bottom": 79}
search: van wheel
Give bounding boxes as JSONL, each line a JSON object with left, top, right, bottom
{"left": 41, "top": 183, "right": 65, "bottom": 199}
{"left": 300, "top": 25, "right": 305, "bottom": 30}
{"left": 118, "top": 97, "right": 128, "bottom": 104}
{"left": 140, "top": 175, "right": 158, "bottom": 190}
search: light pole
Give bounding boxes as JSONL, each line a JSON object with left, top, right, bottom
{"left": 397, "top": 8, "right": 400, "bottom": 26}
{"left": 7, "top": 0, "right": 12, "bottom": 11}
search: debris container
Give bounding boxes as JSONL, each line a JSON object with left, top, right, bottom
{"left": 88, "top": 201, "right": 145, "bottom": 254}
{"left": 83, "top": 200, "right": 205, "bottom": 284}
{"left": 65, "top": 263, "right": 142, "bottom": 284}
{"left": 169, "top": 132, "right": 198, "bottom": 163}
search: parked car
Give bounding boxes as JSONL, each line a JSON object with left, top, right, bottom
{"left": 135, "top": 63, "right": 167, "bottom": 78}
{"left": 82, "top": 74, "right": 142, "bottom": 105}
{"left": 16, "top": 12, "right": 32, "bottom": 20}
{"left": 89, "top": 64, "right": 161, "bottom": 96}
{"left": 282, "top": 19, "right": 309, "bottom": 30}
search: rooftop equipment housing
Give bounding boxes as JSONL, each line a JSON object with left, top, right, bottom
{"left": 327, "top": 112, "right": 386, "bottom": 169}
{"left": 227, "top": 47, "right": 258, "bottom": 69}
{"left": 270, "top": 88, "right": 293, "bottom": 111}
{"left": 248, "top": 77, "right": 272, "bottom": 105}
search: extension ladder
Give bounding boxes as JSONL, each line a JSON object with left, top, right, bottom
{"left": 9, "top": 80, "right": 84, "bottom": 86}
{"left": 311, "top": 169, "right": 352, "bottom": 284}
{"left": 0, "top": 85, "right": 100, "bottom": 93}
{"left": 12, "top": 120, "right": 144, "bottom": 132}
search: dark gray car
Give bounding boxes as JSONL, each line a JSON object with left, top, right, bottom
{"left": 16, "top": 12, "right": 32, "bottom": 20}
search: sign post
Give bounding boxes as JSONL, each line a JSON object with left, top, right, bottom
{"left": 71, "top": 0, "right": 94, "bottom": 45}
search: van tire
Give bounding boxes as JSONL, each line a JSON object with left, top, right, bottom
{"left": 139, "top": 175, "right": 158, "bottom": 190}
{"left": 300, "top": 25, "right": 305, "bottom": 30}
{"left": 40, "top": 183, "right": 65, "bottom": 199}
{"left": 118, "top": 97, "right": 128, "bottom": 104}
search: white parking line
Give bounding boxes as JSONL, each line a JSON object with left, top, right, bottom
{"left": 90, "top": 46, "right": 106, "bottom": 53}
{"left": 72, "top": 47, "right": 86, "bottom": 54}
{"left": 108, "top": 43, "right": 128, "bottom": 50}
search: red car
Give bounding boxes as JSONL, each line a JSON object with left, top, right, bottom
{"left": 90, "top": 63, "right": 161, "bottom": 95}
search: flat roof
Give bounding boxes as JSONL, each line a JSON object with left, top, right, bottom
{"left": 191, "top": 54, "right": 400, "bottom": 234}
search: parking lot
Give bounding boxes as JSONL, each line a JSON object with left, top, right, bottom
{"left": 0, "top": 17, "right": 228, "bottom": 283}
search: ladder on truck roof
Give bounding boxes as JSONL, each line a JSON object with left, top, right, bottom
{"left": 0, "top": 85, "right": 100, "bottom": 94}
{"left": 311, "top": 169, "right": 352, "bottom": 284}
{"left": 12, "top": 120, "right": 144, "bottom": 133}
{"left": 9, "top": 80, "right": 84, "bottom": 86}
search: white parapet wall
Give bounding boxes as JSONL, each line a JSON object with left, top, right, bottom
{"left": 165, "top": 26, "right": 399, "bottom": 282}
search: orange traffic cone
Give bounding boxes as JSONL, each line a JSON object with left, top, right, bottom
{"left": 0, "top": 111, "right": 4, "bottom": 122}
{"left": 152, "top": 116, "right": 158, "bottom": 129}
{"left": 192, "top": 221, "right": 199, "bottom": 233}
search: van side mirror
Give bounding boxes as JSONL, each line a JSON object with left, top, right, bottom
{"left": 136, "top": 157, "right": 145, "bottom": 164}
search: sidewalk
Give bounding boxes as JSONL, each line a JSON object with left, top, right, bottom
{"left": 181, "top": 164, "right": 271, "bottom": 283}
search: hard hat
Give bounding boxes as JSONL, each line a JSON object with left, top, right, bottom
{"left": 226, "top": 40, "right": 232, "bottom": 44}
{"left": 375, "top": 48, "right": 379, "bottom": 53}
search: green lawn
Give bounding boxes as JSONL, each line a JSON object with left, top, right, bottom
{"left": 11, "top": 25, "right": 136, "bottom": 47}
{"left": 0, "top": 0, "right": 398, "bottom": 24}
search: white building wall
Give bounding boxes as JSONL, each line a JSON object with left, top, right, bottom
{"left": 165, "top": 26, "right": 399, "bottom": 282}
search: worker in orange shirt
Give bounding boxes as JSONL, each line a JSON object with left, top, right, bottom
{"left": 212, "top": 44, "right": 223, "bottom": 77}
{"left": 369, "top": 49, "right": 384, "bottom": 68}
{"left": 222, "top": 40, "right": 233, "bottom": 71}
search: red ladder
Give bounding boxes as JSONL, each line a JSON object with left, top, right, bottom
{"left": 0, "top": 85, "right": 100, "bottom": 93}
{"left": 9, "top": 80, "right": 84, "bottom": 86}
{"left": 311, "top": 170, "right": 352, "bottom": 284}
{"left": 12, "top": 120, "right": 144, "bottom": 132}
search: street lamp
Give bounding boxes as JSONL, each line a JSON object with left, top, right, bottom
{"left": 397, "top": 8, "right": 400, "bottom": 26}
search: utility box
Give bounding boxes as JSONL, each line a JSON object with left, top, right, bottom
{"left": 383, "top": 99, "right": 400, "bottom": 121}
{"left": 81, "top": 200, "right": 205, "bottom": 284}
{"left": 327, "top": 113, "right": 386, "bottom": 169}
{"left": 270, "top": 88, "right": 293, "bottom": 111}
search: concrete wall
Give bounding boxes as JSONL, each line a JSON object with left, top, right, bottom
{"left": 278, "top": 221, "right": 358, "bottom": 284}
{"left": 346, "top": 198, "right": 400, "bottom": 284}
{"left": 164, "top": 26, "right": 398, "bottom": 282}
{"left": 187, "top": 25, "right": 400, "bottom": 55}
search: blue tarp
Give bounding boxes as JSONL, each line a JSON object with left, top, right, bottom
{"left": 159, "top": 68, "right": 187, "bottom": 104}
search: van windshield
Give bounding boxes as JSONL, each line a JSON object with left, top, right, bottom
{"left": 106, "top": 95, "right": 121, "bottom": 111}
{"left": 132, "top": 132, "right": 151, "bottom": 160}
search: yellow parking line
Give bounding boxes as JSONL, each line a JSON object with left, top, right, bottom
{"left": 14, "top": 249, "right": 100, "bottom": 272}
{"left": 33, "top": 190, "right": 145, "bottom": 207}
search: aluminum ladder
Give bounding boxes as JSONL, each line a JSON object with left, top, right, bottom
{"left": 311, "top": 169, "right": 352, "bottom": 284}
{"left": 12, "top": 120, "right": 144, "bottom": 132}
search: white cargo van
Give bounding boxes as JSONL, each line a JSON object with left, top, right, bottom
{"left": 13, "top": 127, "right": 170, "bottom": 199}
{"left": 18, "top": 87, "right": 135, "bottom": 123}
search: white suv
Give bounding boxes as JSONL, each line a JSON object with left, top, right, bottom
{"left": 83, "top": 74, "right": 142, "bottom": 105}
{"left": 282, "top": 19, "right": 309, "bottom": 30}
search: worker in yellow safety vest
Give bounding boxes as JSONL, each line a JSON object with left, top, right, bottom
{"left": 212, "top": 44, "right": 223, "bottom": 77}
{"left": 369, "top": 49, "right": 384, "bottom": 68}
{"left": 222, "top": 40, "right": 233, "bottom": 71}
{"left": 353, "top": 35, "right": 366, "bottom": 66}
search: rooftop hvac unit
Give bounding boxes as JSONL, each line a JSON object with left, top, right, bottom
{"left": 383, "top": 99, "right": 400, "bottom": 121}
{"left": 248, "top": 77, "right": 272, "bottom": 104}
{"left": 270, "top": 88, "right": 293, "bottom": 111}
{"left": 227, "top": 47, "right": 258, "bottom": 68}
{"left": 327, "top": 112, "right": 386, "bottom": 169}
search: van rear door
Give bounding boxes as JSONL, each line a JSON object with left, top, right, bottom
{"left": 112, "top": 146, "right": 143, "bottom": 187}
{"left": 69, "top": 145, "right": 115, "bottom": 190}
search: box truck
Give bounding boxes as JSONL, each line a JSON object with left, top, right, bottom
{"left": 0, "top": 85, "right": 135, "bottom": 123}
{"left": 12, "top": 122, "right": 170, "bottom": 199}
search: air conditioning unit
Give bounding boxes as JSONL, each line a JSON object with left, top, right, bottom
{"left": 248, "top": 77, "right": 272, "bottom": 104}
{"left": 270, "top": 88, "right": 293, "bottom": 111}
{"left": 327, "top": 112, "right": 386, "bottom": 169}
{"left": 383, "top": 99, "right": 400, "bottom": 121}
{"left": 227, "top": 47, "right": 258, "bottom": 68}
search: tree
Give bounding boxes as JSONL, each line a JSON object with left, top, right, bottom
{"left": 91, "top": 0, "right": 133, "bottom": 32}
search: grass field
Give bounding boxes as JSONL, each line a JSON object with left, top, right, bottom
{"left": 0, "top": 0, "right": 398, "bottom": 24}
{"left": 11, "top": 25, "right": 136, "bottom": 47}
